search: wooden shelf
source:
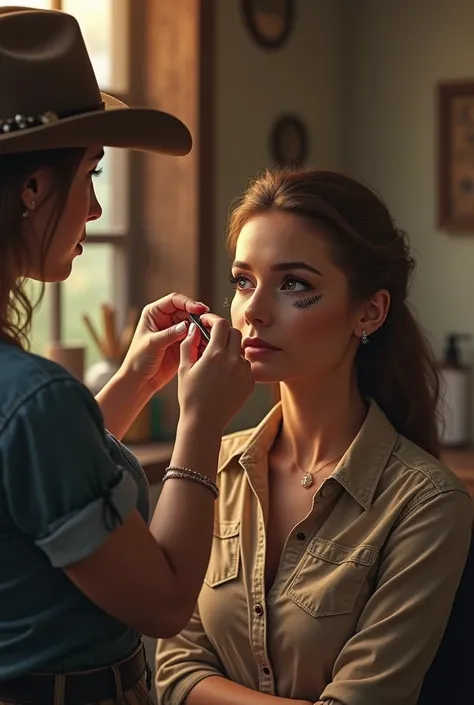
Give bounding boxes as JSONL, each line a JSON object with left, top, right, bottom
{"left": 441, "top": 448, "right": 474, "bottom": 472}
{"left": 441, "top": 449, "right": 474, "bottom": 496}
{"left": 128, "top": 442, "right": 474, "bottom": 496}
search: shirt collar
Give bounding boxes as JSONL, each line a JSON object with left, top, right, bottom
{"left": 331, "top": 401, "right": 398, "bottom": 509}
{"left": 220, "top": 399, "right": 398, "bottom": 510}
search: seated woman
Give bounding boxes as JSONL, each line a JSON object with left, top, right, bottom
{"left": 155, "top": 168, "right": 473, "bottom": 705}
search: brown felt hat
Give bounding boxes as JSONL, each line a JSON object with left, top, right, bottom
{"left": 0, "top": 6, "right": 192, "bottom": 156}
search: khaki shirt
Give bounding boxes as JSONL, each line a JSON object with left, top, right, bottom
{"left": 156, "top": 401, "right": 473, "bottom": 705}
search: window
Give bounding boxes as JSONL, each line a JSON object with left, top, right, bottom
{"left": 0, "top": 0, "right": 132, "bottom": 365}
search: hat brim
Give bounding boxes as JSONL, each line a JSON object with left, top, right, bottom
{"left": 0, "top": 92, "right": 192, "bottom": 156}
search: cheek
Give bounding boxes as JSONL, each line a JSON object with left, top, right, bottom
{"left": 288, "top": 301, "right": 352, "bottom": 348}
{"left": 230, "top": 296, "right": 245, "bottom": 331}
{"left": 62, "top": 180, "right": 90, "bottom": 220}
{"left": 27, "top": 205, "right": 56, "bottom": 261}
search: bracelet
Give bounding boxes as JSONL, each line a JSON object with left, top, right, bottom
{"left": 163, "top": 466, "right": 219, "bottom": 500}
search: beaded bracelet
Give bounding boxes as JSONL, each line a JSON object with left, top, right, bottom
{"left": 163, "top": 466, "right": 219, "bottom": 500}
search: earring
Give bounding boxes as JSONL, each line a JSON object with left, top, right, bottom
{"left": 361, "top": 329, "right": 369, "bottom": 345}
{"left": 22, "top": 200, "right": 35, "bottom": 218}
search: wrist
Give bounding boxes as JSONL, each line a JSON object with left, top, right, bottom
{"left": 112, "top": 365, "right": 154, "bottom": 407}
{"left": 177, "top": 410, "right": 225, "bottom": 443}
{"left": 97, "top": 366, "right": 153, "bottom": 422}
{"left": 171, "top": 414, "right": 223, "bottom": 477}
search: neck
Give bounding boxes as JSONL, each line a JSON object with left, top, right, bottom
{"left": 276, "top": 367, "right": 367, "bottom": 471}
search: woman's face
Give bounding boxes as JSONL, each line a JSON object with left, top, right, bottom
{"left": 23, "top": 145, "right": 103, "bottom": 282}
{"left": 230, "top": 210, "right": 368, "bottom": 385}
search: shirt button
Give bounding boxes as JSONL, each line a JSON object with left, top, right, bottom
{"left": 296, "top": 532, "right": 306, "bottom": 541}
{"left": 255, "top": 603, "right": 264, "bottom": 616}
{"left": 262, "top": 666, "right": 271, "bottom": 675}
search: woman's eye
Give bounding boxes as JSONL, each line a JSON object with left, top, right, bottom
{"left": 283, "top": 277, "right": 309, "bottom": 292}
{"left": 229, "top": 273, "right": 251, "bottom": 289}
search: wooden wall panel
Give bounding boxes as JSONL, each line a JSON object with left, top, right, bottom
{"left": 140, "top": 0, "right": 214, "bottom": 307}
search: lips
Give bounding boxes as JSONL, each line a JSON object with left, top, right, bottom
{"left": 242, "top": 337, "right": 280, "bottom": 351}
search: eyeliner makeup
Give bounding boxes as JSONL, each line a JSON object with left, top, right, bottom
{"left": 189, "top": 313, "right": 211, "bottom": 342}
{"left": 292, "top": 294, "right": 323, "bottom": 309}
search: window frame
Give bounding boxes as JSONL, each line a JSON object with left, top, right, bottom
{"left": 43, "top": 0, "right": 133, "bottom": 343}
{"left": 32, "top": 0, "right": 216, "bottom": 375}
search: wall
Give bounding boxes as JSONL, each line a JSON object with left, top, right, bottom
{"left": 212, "top": 0, "right": 347, "bottom": 431}
{"left": 346, "top": 0, "right": 474, "bottom": 389}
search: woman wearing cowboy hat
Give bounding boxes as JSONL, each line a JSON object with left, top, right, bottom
{"left": 0, "top": 6, "right": 254, "bottom": 705}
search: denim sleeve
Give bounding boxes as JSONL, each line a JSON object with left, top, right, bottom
{"left": 0, "top": 378, "right": 138, "bottom": 568}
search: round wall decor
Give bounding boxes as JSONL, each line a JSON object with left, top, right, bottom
{"left": 270, "top": 113, "right": 308, "bottom": 166}
{"left": 242, "top": 0, "right": 295, "bottom": 50}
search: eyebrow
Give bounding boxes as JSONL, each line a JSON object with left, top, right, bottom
{"left": 232, "top": 260, "right": 323, "bottom": 276}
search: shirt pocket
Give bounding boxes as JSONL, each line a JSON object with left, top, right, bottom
{"left": 204, "top": 519, "right": 240, "bottom": 588}
{"left": 287, "top": 536, "right": 378, "bottom": 617}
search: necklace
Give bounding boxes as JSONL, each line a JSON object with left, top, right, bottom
{"left": 297, "top": 454, "right": 344, "bottom": 489}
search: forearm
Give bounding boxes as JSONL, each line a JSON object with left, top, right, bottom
{"left": 96, "top": 368, "right": 152, "bottom": 439}
{"left": 185, "top": 676, "right": 302, "bottom": 705}
{"left": 149, "top": 415, "right": 222, "bottom": 621}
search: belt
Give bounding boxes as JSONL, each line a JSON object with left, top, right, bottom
{"left": 0, "top": 643, "right": 150, "bottom": 705}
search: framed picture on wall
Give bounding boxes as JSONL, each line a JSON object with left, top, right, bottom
{"left": 241, "top": 0, "right": 294, "bottom": 50}
{"left": 438, "top": 80, "right": 474, "bottom": 232}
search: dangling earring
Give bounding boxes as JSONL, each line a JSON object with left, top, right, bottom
{"left": 22, "top": 200, "right": 35, "bottom": 218}
{"left": 361, "top": 329, "right": 369, "bottom": 345}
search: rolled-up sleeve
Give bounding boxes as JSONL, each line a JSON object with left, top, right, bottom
{"left": 316, "top": 489, "right": 473, "bottom": 705}
{"left": 156, "top": 605, "right": 224, "bottom": 705}
{"left": 0, "top": 378, "right": 138, "bottom": 568}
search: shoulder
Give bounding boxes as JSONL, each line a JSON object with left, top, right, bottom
{"left": 0, "top": 340, "right": 69, "bottom": 374}
{"left": 381, "top": 435, "right": 473, "bottom": 530}
{"left": 392, "top": 435, "right": 470, "bottom": 500}
{"left": 359, "top": 400, "right": 470, "bottom": 504}
{"left": 0, "top": 345, "right": 100, "bottom": 440}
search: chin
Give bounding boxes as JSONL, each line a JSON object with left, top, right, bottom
{"left": 250, "top": 360, "right": 309, "bottom": 386}
{"left": 44, "top": 263, "right": 74, "bottom": 283}
{"left": 26, "top": 266, "right": 72, "bottom": 283}
{"left": 249, "top": 362, "right": 285, "bottom": 384}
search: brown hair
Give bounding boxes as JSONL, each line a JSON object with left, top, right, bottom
{"left": 0, "top": 147, "right": 86, "bottom": 347}
{"left": 228, "top": 168, "right": 441, "bottom": 458}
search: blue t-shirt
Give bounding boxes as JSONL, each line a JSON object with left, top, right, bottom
{"left": 0, "top": 342, "right": 150, "bottom": 677}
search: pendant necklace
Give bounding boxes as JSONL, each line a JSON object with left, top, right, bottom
{"left": 298, "top": 454, "right": 344, "bottom": 489}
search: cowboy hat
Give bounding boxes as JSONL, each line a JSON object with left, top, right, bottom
{"left": 0, "top": 6, "right": 192, "bottom": 156}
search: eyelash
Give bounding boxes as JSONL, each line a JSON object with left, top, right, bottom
{"left": 90, "top": 167, "right": 103, "bottom": 178}
{"left": 228, "top": 274, "right": 245, "bottom": 288}
{"left": 229, "top": 273, "right": 311, "bottom": 290}
{"left": 229, "top": 273, "right": 323, "bottom": 308}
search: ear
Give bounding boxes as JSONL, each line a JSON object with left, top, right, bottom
{"left": 354, "top": 289, "right": 390, "bottom": 341}
{"left": 20, "top": 168, "right": 53, "bottom": 212}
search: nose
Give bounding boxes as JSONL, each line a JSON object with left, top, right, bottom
{"left": 243, "top": 288, "right": 272, "bottom": 328}
{"left": 87, "top": 184, "right": 102, "bottom": 222}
